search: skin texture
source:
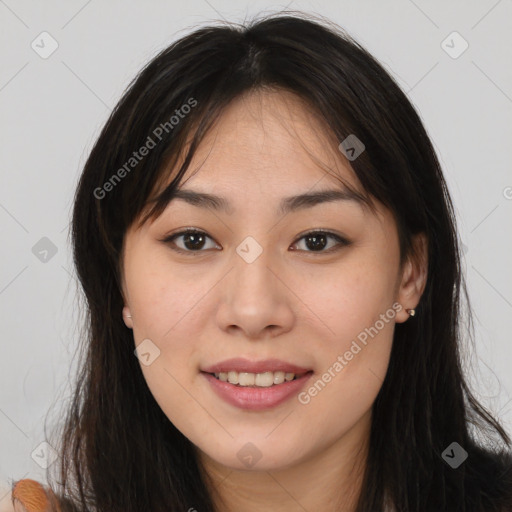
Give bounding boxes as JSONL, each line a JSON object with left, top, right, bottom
{"left": 120, "top": 90, "right": 428, "bottom": 512}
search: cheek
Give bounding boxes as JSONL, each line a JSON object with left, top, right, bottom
{"left": 294, "top": 307, "right": 395, "bottom": 449}
{"left": 127, "top": 255, "right": 208, "bottom": 341}
{"left": 295, "top": 251, "right": 398, "bottom": 340}
{"left": 124, "top": 258, "right": 207, "bottom": 412}
{"left": 126, "top": 260, "right": 209, "bottom": 435}
{"left": 291, "top": 251, "right": 397, "bottom": 415}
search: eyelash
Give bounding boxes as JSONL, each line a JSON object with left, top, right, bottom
{"left": 160, "top": 227, "right": 351, "bottom": 256}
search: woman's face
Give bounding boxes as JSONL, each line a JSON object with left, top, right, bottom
{"left": 120, "top": 90, "right": 426, "bottom": 472}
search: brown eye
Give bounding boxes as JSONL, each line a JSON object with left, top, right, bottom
{"left": 291, "top": 230, "right": 351, "bottom": 254}
{"left": 163, "top": 229, "right": 219, "bottom": 254}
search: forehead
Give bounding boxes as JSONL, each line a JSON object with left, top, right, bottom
{"left": 164, "top": 89, "right": 363, "bottom": 200}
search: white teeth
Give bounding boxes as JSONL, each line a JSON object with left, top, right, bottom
{"left": 238, "top": 372, "right": 255, "bottom": 386}
{"left": 213, "top": 370, "right": 301, "bottom": 387}
{"left": 273, "top": 371, "right": 285, "bottom": 384}
{"left": 255, "top": 372, "right": 274, "bottom": 387}
{"left": 227, "top": 371, "right": 239, "bottom": 384}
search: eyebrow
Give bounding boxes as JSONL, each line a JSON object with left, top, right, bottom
{"left": 168, "top": 187, "right": 366, "bottom": 216}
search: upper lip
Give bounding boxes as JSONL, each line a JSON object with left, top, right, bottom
{"left": 201, "top": 358, "right": 312, "bottom": 375}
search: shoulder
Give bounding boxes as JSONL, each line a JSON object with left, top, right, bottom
{"left": 0, "top": 478, "right": 61, "bottom": 512}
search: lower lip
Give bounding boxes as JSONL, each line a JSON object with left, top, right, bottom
{"left": 201, "top": 371, "right": 313, "bottom": 410}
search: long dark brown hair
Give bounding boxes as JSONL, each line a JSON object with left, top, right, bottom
{"left": 37, "top": 11, "right": 512, "bottom": 512}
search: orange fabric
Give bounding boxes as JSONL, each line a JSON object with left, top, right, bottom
{"left": 11, "top": 479, "right": 61, "bottom": 512}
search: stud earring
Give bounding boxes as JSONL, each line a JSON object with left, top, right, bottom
{"left": 406, "top": 308, "right": 416, "bottom": 317}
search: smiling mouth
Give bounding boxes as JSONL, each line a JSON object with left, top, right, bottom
{"left": 205, "top": 370, "right": 312, "bottom": 387}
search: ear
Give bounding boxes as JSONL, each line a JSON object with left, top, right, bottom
{"left": 122, "top": 305, "right": 133, "bottom": 329}
{"left": 395, "top": 232, "right": 428, "bottom": 323}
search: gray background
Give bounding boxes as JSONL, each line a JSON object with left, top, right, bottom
{"left": 1, "top": 0, "right": 511, "bottom": 500}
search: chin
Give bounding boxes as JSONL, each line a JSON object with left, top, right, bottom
{"left": 203, "top": 439, "right": 307, "bottom": 472}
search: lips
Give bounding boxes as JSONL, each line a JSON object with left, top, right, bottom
{"left": 201, "top": 357, "right": 311, "bottom": 375}
{"left": 202, "top": 371, "right": 313, "bottom": 410}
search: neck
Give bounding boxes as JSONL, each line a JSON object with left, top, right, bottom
{"left": 197, "top": 410, "right": 371, "bottom": 512}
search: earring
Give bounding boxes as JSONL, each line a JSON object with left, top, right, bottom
{"left": 406, "top": 308, "right": 416, "bottom": 317}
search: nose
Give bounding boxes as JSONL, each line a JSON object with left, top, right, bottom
{"left": 214, "top": 245, "right": 295, "bottom": 340}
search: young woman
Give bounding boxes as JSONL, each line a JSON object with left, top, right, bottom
{"left": 6, "top": 11, "right": 512, "bottom": 512}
